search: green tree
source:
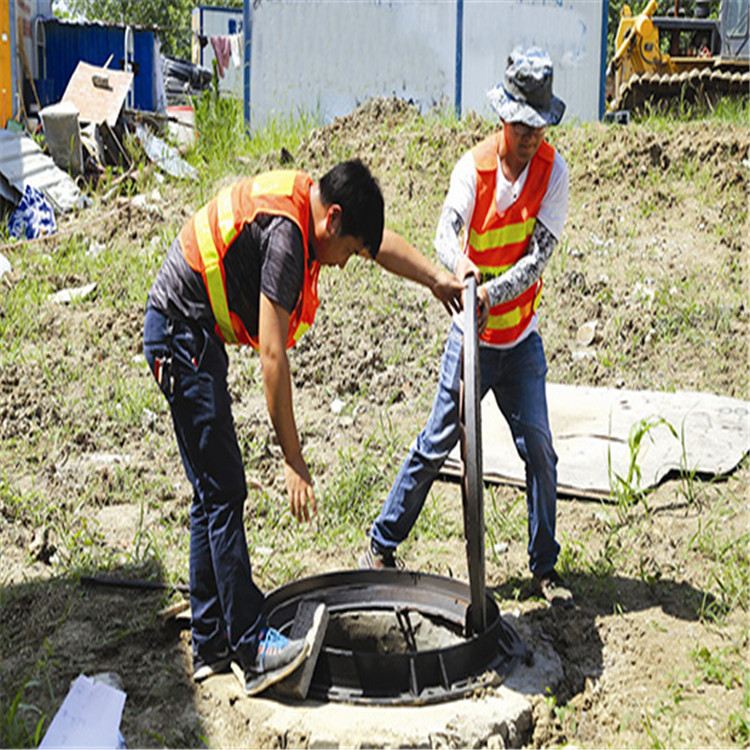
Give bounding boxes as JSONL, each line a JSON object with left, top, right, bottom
{"left": 62, "top": 0, "right": 241, "bottom": 59}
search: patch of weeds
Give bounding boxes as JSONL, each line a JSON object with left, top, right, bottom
{"left": 608, "top": 416, "right": 678, "bottom": 518}
{"left": 485, "top": 488, "right": 525, "bottom": 565}
{"left": 691, "top": 644, "right": 742, "bottom": 689}
{"left": 321, "top": 440, "right": 391, "bottom": 531}
{"left": 57, "top": 515, "right": 104, "bottom": 569}
{"left": 640, "top": 696, "right": 677, "bottom": 749}
{"left": 556, "top": 532, "right": 598, "bottom": 579}
{"left": 676, "top": 421, "right": 704, "bottom": 506}
{"left": 635, "top": 553, "right": 662, "bottom": 586}
{"left": 544, "top": 690, "right": 574, "bottom": 736}
{"left": 729, "top": 669, "right": 750, "bottom": 745}
{"left": 408, "top": 487, "right": 459, "bottom": 546}
{"left": 547, "top": 234, "right": 571, "bottom": 276}
{"left": 687, "top": 510, "right": 749, "bottom": 617}
{"left": 0, "top": 473, "right": 48, "bottom": 528}
{"left": 0, "top": 679, "right": 46, "bottom": 749}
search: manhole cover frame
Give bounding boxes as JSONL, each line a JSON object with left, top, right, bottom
{"left": 264, "top": 569, "right": 526, "bottom": 705}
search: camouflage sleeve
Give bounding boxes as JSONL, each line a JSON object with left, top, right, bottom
{"left": 434, "top": 205, "right": 465, "bottom": 274}
{"left": 484, "top": 220, "right": 557, "bottom": 307}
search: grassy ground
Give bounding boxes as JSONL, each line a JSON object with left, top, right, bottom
{"left": 0, "top": 93, "right": 748, "bottom": 748}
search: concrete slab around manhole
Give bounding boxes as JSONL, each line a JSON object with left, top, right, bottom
{"left": 211, "top": 612, "right": 563, "bottom": 749}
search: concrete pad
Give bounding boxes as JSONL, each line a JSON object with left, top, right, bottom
{"left": 222, "top": 610, "right": 564, "bottom": 749}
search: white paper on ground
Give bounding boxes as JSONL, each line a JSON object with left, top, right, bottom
{"left": 39, "top": 674, "right": 126, "bottom": 749}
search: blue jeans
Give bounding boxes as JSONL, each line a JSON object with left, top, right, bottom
{"left": 143, "top": 305, "right": 264, "bottom": 667}
{"left": 370, "top": 323, "right": 559, "bottom": 576}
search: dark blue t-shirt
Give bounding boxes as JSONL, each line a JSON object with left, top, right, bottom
{"left": 148, "top": 214, "right": 307, "bottom": 340}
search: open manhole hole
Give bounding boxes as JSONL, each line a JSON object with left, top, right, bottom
{"left": 264, "top": 569, "right": 526, "bottom": 705}
{"left": 265, "top": 281, "right": 526, "bottom": 705}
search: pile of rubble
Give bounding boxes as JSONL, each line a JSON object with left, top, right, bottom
{"left": 1, "top": 59, "right": 202, "bottom": 243}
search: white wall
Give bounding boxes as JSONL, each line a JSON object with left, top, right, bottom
{"left": 462, "top": 0, "right": 606, "bottom": 125}
{"left": 248, "top": 1, "right": 456, "bottom": 129}
{"left": 244, "top": 0, "right": 607, "bottom": 131}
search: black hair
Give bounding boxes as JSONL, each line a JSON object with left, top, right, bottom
{"left": 319, "top": 159, "right": 384, "bottom": 258}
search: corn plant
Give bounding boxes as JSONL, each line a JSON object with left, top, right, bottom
{"left": 608, "top": 416, "right": 678, "bottom": 517}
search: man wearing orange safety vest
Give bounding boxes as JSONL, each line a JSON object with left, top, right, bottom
{"left": 363, "top": 48, "right": 574, "bottom": 607}
{"left": 143, "top": 160, "right": 465, "bottom": 696}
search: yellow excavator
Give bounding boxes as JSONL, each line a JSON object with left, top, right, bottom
{"left": 607, "top": 0, "right": 750, "bottom": 113}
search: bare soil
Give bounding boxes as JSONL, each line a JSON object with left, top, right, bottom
{"left": 1, "top": 98, "right": 748, "bottom": 749}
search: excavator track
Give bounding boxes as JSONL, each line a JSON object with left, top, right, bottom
{"left": 611, "top": 66, "right": 750, "bottom": 113}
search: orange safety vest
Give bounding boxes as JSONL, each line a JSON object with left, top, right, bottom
{"left": 178, "top": 170, "right": 320, "bottom": 350}
{"left": 467, "top": 133, "right": 555, "bottom": 346}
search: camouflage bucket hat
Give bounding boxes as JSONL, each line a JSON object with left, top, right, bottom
{"left": 487, "top": 46, "right": 566, "bottom": 128}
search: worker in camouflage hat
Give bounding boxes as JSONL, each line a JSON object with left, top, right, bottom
{"left": 363, "top": 47, "right": 573, "bottom": 607}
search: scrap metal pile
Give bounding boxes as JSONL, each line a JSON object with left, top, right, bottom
{"left": 1, "top": 60, "right": 198, "bottom": 242}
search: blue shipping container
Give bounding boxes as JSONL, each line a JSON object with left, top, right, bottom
{"left": 36, "top": 18, "right": 158, "bottom": 112}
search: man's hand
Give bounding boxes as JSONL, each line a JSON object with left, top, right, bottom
{"left": 377, "top": 230, "right": 473, "bottom": 318}
{"left": 259, "top": 293, "right": 318, "bottom": 523}
{"left": 432, "top": 269, "right": 465, "bottom": 315}
{"left": 455, "top": 255, "right": 481, "bottom": 285}
{"left": 284, "top": 455, "right": 317, "bottom": 522}
{"left": 477, "top": 285, "right": 490, "bottom": 334}
{"left": 454, "top": 256, "right": 488, "bottom": 331}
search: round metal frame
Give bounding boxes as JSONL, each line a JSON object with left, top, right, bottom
{"left": 264, "top": 569, "right": 526, "bottom": 705}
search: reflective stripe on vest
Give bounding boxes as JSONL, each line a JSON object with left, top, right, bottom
{"left": 467, "top": 134, "right": 554, "bottom": 345}
{"left": 179, "top": 170, "right": 318, "bottom": 349}
{"left": 194, "top": 203, "right": 236, "bottom": 343}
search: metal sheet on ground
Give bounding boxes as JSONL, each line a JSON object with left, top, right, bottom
{"left": 443, "top": 384, "right": 750, "bottom": 499}
{"left": 0, "top": 129, "right": 80, "bottom": 213}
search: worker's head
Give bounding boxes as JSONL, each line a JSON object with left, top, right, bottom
{"left": 317, "top": 159, "right": 384, "bottom": 263}
{"left": 487, "top": 46, "right": 566, "bottom": 129}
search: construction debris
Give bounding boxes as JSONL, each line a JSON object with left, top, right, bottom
{"left": 0, "top": 129, "right": 81, "bottom": 214}
{"left": 2, "top": 56, "right": 201, "bottom": 244}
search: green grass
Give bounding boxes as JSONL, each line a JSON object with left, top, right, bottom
{"left": 2, "top": 92, "right": 749, "bottom": 749}
{"left": 0, "top": 679, "right": 46, "bottom": 748}
{"left": 636, "top": 94, "right": 750, "bottom": 127}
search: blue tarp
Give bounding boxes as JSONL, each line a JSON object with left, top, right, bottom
{"left": 7, "top": 185, "right": 57, "bottom": 240}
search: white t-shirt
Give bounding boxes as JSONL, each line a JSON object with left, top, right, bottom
{"left": 445, "top": 147, "right": 568, "bottom": 240}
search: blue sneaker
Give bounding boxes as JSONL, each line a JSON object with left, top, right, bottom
{"left": 232, "top": 628, "right": 309, "bottom": 697}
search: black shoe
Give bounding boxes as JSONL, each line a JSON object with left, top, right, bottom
{"left": 232, "top": 628, "right": 309, "bottom": 697}
{"left": 193, "top": 645, "right": 233, "bottom": 682}
{"left": 358, "top": 541, "right": 401, "bottom": 570}
{"left": 532, "top": 569, "right": 574, "bottom": 608}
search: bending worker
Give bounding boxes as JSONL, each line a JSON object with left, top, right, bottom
{"left": 143, "top": 160, "right": 465, "bottom": 696}
{"left": 362, "top": 47, "right": 573, "bottom": 607}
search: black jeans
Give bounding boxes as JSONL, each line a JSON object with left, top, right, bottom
{"left": 143, "top": 304, "right": 264, "bottom": 666}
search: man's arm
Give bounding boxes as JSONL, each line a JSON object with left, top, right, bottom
{"left": 374, "top": 229, "right": 465, "bottom": 315}
{"left": 258, "top": 292, "right": 316, "bottom": 522}
{"left": 434, "top": 205, "right": 487, "bottom": 331}
{"left": 484, "top": 220, "right": 557, "bottom": 307}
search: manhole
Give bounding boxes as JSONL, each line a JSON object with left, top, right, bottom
{"left": 264, "top": 569, "right": 526, "bottom": 705}
{"left": 263, "top": 278, "right": 526, "bottom": 705}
